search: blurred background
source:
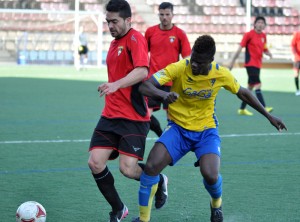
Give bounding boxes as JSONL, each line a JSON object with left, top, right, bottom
{"left": 0, "top": 0, "right": 299, "bottom": 68}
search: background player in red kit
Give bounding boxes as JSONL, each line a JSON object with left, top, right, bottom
{"left": 144, "top": 2, "right": 191, "bottom": 137}
{"left": 87, "top": 0, "right": 167, "bottom": 221}
{"left": 291, "top": 30, "right": 300, "bottom": 96}
{"left": 229, "top": 16, "right": 273, "bottom": 116}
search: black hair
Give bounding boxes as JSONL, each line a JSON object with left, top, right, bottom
{"left": 254, "top": 16, "right": 266, "bottom": 25}
{"left": 105, "top": 0, "right": 132, "bottom": 19}
{"left": 192, "top": 35, "right": 216, "bottom": 59}
{"left": 158, "top": 2, "right": 174, "bottom": 11}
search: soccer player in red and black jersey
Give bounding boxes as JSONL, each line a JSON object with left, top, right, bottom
{"left": 87, "top": 0, "right": 167, "bottom": 221}
{"left": 291, "top": 30, "right": 300, "bottom": 96}
{"left": 229, "top": 16, "right": 273, "bottom": 116}
{"left": 145, "top": 2, "right": 191, "bottom": 137}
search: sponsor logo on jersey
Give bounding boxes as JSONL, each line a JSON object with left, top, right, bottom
{"left": 183, "top": 88, "right": 212, "bottom": 99}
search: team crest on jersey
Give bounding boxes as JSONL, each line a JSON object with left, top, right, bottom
{"left": 118, "top": 46, "right": 123, "bottom": 56}
{"left": 261, "top": 38, "right": 265, "bottom": 43}
{"left": 169, "top": 36, "right": 176, "bottom": 43}
{"left": 210, "top": 78, "right": 216, "bottom": 86}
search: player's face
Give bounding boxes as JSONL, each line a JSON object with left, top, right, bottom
{"left": 254, "top": 20, "right": 266, "bottom": 33}
{"left": 106, "top": 12, "right": 131, "bottom": 39}
{"left": 190, "top": 52, "right": 212, "bottom": 76}
{"left": 158, "top": 8, "right": 173, "bottom": 29}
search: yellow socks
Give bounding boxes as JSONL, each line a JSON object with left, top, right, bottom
{"left": 211, "top": 197, "right": 222, "bottom": 208}
{"left": 139, "top": 183, "right": 158, "bottom": 222}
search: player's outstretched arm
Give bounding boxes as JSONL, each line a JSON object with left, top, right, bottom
{"left": 236, "top": 86, "right": 287, "bottom": 132}
{"left": 139, "top": 78, "right": 179, "bottom": 104}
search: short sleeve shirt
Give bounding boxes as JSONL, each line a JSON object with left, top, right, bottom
{"left": 102, "top": 28, "right": 150, "bottom": 121}
{"left": 240, "top": 29, "right": 268, "bottom": 68}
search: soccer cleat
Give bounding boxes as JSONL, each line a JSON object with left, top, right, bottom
{"left": 210, "top": 204, "right": 223, "bottom": 222}
{"left": 237, "top": 109, "right": 253, "bottom": 116}
{"left": 155, "top": 174, "right": 168, "bottom": 209}
{"left": 131, "top": 217, "right": 148, "bottom": 222}
{"left": 108, "top": 205, "right": 128, "bottom": 222}
{"left": 295, "top": 90, "right": 300, "bottom": 96}
{"left": 265, "top": 106, "right": 273, "bottom": 113}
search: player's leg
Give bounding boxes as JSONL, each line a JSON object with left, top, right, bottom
{"left": 150, "top": 114, "right": 163, "bottom": 137}
{"left": 194, "top": 128, "right": 223, "bottom": 222}
{"left": 83, "top": 46, "right": 88, "bottom": 67}
{"left": 76, "top": 48, "right": 82, "bottom": 71}
{"left": 118, "top": 119, "right": 149, "bottom": 180}
{"left": 88, "top": 149, "right": 127, "bottom": 221}
{"left": 135, "top": 122, "right": 182, "bottom": 222}
{"left": 148, "top": 97, "right": 163, "bottom": 137}
{"left": 238, "top": 67, "right": 254, "bottom": 115}
{"left": 88, "top": 118, "right": 127, "bottom": 221}
{"left": 136, "top": 143, "right": 172, "bottom": 222}
{"left": 200, "top": 154, "right": 222, "bottom": 205}
{"left": 251, "top": 68, "right": 273, "bottom": 112}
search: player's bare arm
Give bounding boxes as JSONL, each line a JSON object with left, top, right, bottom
{"left": 98, "top": 66, "right": 148, "bottom": 96}
{"left": 236, "top": 86, "right": 287, "bottom": 131}
{"left": 264, "top": 50, "right": 272, "bottom": 59}
{"left": 139, "top": 78, "right": 179, "bottom": 104}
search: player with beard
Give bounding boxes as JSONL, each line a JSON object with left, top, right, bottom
{"left": 87, "top": 0, "right": 167, "bottom": 221}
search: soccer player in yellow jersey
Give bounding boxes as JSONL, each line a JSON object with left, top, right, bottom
{"left": 132, "top": 35, "right": 287, "bottom": 222}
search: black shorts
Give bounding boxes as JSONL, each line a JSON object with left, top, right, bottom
{"left": 147, "top": 85, "right": 171, "bottom": 111}
{"left": 246, "top": 66, "right": 261, "bottom": 85}
{"left": 78, "top": 45, "right": 88, "bottom": 55}
{"left": 89, "top": 117, "right": 150, "bottom": 160}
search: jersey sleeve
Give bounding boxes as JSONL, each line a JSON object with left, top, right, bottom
{"left": 178, "top": 29, "right": 191, "bottom": 58}
{"left": 221, "top": 67, "right": 240, "bottom": 94}
{"left": 152, "top": 60, "right": 182, "bottom": 85}
{"left": 128, "top": 31, "right": 149, "bottom": 68}
{"left": 240, "top": 32, "right": 250, "bottom": 47}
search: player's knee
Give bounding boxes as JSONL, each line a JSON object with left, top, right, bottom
{"left": 119, "top": 164, "right": 135, "bottom": 179}
{"left": 88, "top": 157, "right": 104, "bottom": 173}
{"left": 202, "top": 172, "right": 219, "bottom": 185}
{"left": 144, "top": 161, "right": 160, "bottom": 176}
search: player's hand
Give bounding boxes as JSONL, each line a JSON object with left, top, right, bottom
{"left": 268, "top": 115, "right": 287, "bottom": 132}
{"left": 97, "top": 82, "right": 119, "bottom": 97}
{"left": 163, "top": 92, "right": 179, "bottom": 104}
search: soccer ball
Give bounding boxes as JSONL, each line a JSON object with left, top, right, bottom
{"left": 16, "top": 201, "right": 46, "bottom": 222}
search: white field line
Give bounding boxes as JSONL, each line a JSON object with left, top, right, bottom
{"left": 0, "top": 132, "right": 299, "bottom": 144}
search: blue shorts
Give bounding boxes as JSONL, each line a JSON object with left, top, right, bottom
{"left": 156, "top": 121, "right": 221, "bottom": 166}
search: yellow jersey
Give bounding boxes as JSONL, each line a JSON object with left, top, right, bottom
{"left": 152, "top": 59, "right": 240, "bottom": 131}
